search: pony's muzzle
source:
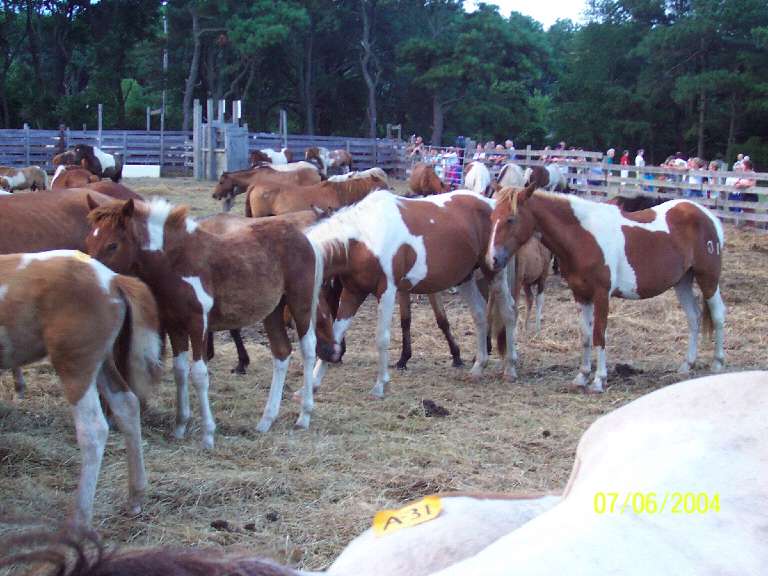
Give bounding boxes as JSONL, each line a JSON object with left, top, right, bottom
{"left": 491, "top": 247, "right": 510, "bottom": 271}
{"left": 317, "top": 338, "right": 346, "bottom": 363}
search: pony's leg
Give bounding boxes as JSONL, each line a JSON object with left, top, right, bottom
{"left": 395, "top": 290, "right": 413, "bottom": 370}
{"left": 706, "top": 287, "right": 726, "bottom": 371}
{"left": 524, "top": 284, "right": 534, "bottom": 332}
{"left": 257, "top": 306, "right": 292, "bottom": 433}
{"left": 230, "top": 329, "right": 250, "bottom": 374}
{"left": 534, "top": 278, "right": 546, "bottom": 333}
{"left": 69, "top": 382, "right": 108, "bottom": 526}
{"left": 572, "top": 301, "right": 594, "bottom": 388}
{"left": 429, "top": 291, "right": 463, "bottom": 367}
{"left": 673, "top": 271, "right": 700, "bottom": 374}
{"left": 189, "top": 331, "right": 216, "bottom": 450}
{"left": 97, "top": 362, "right": 147, "bottom": 516}
{"left": 372, "top": 286, "right": 397, "bottom": 397}
{"left": 490, "top": 270, "right": 518, "bottom": 380}
{"left": 284, "top": 274, "right": 318, "bottom": 430}
{"left": 589, "top": 292, "right": 609, "bottom": 393}
{"left": 206, "top": 330, "right": 215, "bottom": 361}
{"left": 223, "top": 196, "right": 234, "bottom": 213}
{"left": 12, "top": 367, "right": 25, "bottom": 399}
{"left": 168, "top": 332, "right": 191, "bottom": 440}
{"left": 458, "top": 276, "right": 491, "bottom": 378}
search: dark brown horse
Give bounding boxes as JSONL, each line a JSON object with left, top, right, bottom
{"left": 86, "top": 198, "right": 326, "bottom": 446}
{"left": 488, "top": 185, "right": 726, "bottom": 392}
{"left": 72, "top": 144, "right": 124, "bottom": 182}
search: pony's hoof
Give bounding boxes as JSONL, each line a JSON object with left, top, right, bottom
{"left": 292, "top": 390, "right": 304, "bottom": 402}
{"left": 230, "top": 365, "right": 247, "bottom": 375}
{"left": 585, "top": 385, "right": 604, "bottom": 395}
{"left": 396, "top": 361, "right": 408, "bottom": 371}
{"left": 294, "top": 414, "right": 310, "bottom": 429}
{"left": 451, "top": 358, "right": 465, "bottom": 368}
{"left": 677, "top": 362, "right": 692, "bottom": 375}
{"left": 503, "top": 367, "right": 517, "bottom": 382}
{"left": 126, "top": 501, "right": 143, "bottom": 517}
{"left": 173, "top": 424, "right": 187, "bottom": 440}
{"left": 201, "top": 434, "right": 215, "bottom": 450}
{"left": 571, "top": 372, "right": 589, "bottom": 388}
{"left": 256, "top": 418, "right": 274, "bottom": 433}
{"left": 711, "top": 360, "right": 724, "bottom": 372}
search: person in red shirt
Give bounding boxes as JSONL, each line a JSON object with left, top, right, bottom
{"left": 620, "top": 149, "right": 630, "bottom": 184}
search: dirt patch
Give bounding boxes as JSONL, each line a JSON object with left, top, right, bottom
{"left": 1, "top": 177, "right": 765, "bottom": 572}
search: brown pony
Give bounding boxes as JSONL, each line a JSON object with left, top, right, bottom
{"left": 488, "top": 185, "right": 726, "bottom": 392}
{"left": 212, "top": 165, "right": 322, "bottom": 212}
{"left": 0, "top": 165, "right": 48, "bottom": 191}
{"left": 51, "top": 165, "right": 101, "bottom": 189}
{"left": 72, "top": 144, "right": 123, "bottom": 182}
{"left": 0, "top": 251, "right": 162, "bottom": 525}
{"left": 308, "top": 190, "right": 518, "bottom": 397}
{"left": 246, "top": 176, "right": 387, "bottom": 217}
{"left": 409, "top": 163, "right": 448, "bottom": 196}
{"left": 86, "top": 198, "right": 325, "bottom": 447}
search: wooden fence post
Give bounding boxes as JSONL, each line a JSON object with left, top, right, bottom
{"left": 207, "top": 99, "right": 216, "bottom": 180}
{"left": 97, "top": 104, "right": 103, "bottom": 146}
{"left": 23, "top": 123, "right": 30, "bottom": 165}
{"left": 193, "top": 99, "right": 202, "bottom": 180}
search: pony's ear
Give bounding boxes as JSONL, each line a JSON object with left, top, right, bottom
{"left": 86, "top": 194, "right": 100, "bottom": 211}
{"left": 122, "top": 198, "right": 135, "bottom": 218}
{"left": 522, "top": 181, "right": 536, "bottom": 201}
{"left": 167, "top": 205, "right": 190, "bottom": 228}
{"left": 310, "top": 204, "right": 333, "bottom": 219}
{"left": 89, "top": 174, "right": 100, "bottom": 183}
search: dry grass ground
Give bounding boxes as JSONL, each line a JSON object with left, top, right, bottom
{"left": 1, "top": 177, "right": 767, "bottom": 571}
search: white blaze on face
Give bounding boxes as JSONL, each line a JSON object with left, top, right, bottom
{"left": 182, "top": 276, "right": 214, "bottom": 333}
{"left": 486, "top": 219, "right": 500, "bottom": 269}
{"left": 51, "top": 164, "right": 67, "bottom": 187}
{"left": 92, "top": 146, "right": 116, "bottom": 171}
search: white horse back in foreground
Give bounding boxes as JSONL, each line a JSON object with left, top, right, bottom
{"left": 430, "top": 371, "right": 767, "bottom": 576}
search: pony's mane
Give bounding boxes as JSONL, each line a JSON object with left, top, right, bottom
{"left": 305, "top": 188, "right": 395, "bottom": 257}
{"left": 88, "top": 201, "right": 130, "bottom": 227}
{"left": 0, "top": 528, "right": 299, "bottom": 576}
{"left": 495, "top": 186, "right": 568, "bottom": 215}
{"left": 495, "top": 186, "right": 521, "bottom": 214}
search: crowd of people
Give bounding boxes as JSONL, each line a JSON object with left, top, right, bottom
{"left": 405, "top": 135, "right": 761, "bottom": 212}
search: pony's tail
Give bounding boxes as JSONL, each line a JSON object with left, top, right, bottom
{"left": 113, "top": 275, "right": 163, "bottom": 402}
{"left": 488, "top": 260, "right": 515, "bottom": 358}
{"left": 40, "top": 167, "right": 49, "bottom": 190}
{"left": 702, "top": 296, "right": 714, "bottom": 340}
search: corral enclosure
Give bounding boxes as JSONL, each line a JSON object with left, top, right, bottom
{"left": 1, "top": 177, "right": 767, "bottom": 572}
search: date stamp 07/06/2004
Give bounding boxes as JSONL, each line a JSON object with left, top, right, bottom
{"left": 593, "top": 492, "right": 720, "bottom": 515}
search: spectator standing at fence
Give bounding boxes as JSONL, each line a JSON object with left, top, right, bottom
{"left": 444, "top": 146, "right": 460, "bottom": 188}
{"left": 409, "top": 136, "right": 425, "bottom": 164}
{"left": 491, "top": 144, "right": 506, "bottom": 165}
{"left": 620, "top": 150, "right": 630, "bottom": 183}
{"left": 504, "top": 139, "right": 515, "bottom": 161}
{"left": 472, "top": 142, "right": 486, "bottom": 161}
{"left": 685, "top": 157, "right": 705, "bottom": 197}
{"left": 606, "top": 148, "right": 615, "bottom": 164}
{"left": 732, "top": 153, "right": 744, "bottom": 171}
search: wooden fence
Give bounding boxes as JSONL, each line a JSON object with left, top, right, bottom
{"left": 0, "top": 128, "right": 403, "bottom": 175}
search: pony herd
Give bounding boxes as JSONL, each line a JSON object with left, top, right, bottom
{"left": 2, "top": 151, "right": 733, "bottom": 562}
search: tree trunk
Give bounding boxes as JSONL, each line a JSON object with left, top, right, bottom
{"left": 182, "top": 8, "right": 202, "bottom": 132}
{"left": 302, "top": 27, "right": 315, "bottom": 135}
{"left": 431, "top": 95, "right": 444, "bottom": 146}
{"left": 726, "top": 93, "right": 737, "bottom": 162}
{"left": 697, "top": 84, "right": 706, "bottom": 159}
{"left": 360, "top": 0, "right": 378, "bottom": 140}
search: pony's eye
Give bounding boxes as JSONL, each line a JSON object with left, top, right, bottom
{"left": 106, "top": 242, "right": 118, "bottom": 252}
{"left": 506, "top": 216, "right": 516, "bottom": 224}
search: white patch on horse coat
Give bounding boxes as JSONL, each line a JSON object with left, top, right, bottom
{"left": 0, "top": 285, "right": 7, "bottom": 301}
{"left": 2, "top": 170, "right": 26, "bottom": 189}
{"left": 429, "top": 219, "right": 435, "bottom": 224}
{"left": 0, "top": 189, "right": 10, "bottom": 195}
{"left": 145, "top": 198, "right": 172, "bottom": 251}
{"left": 51, "top": 164, "right": 67, "bottom": 187}
{"left": 185, "top": 218, "right": 198, "bottom": 233}
{"left": 486, "top": 219, "right": 500, "bottom": 268}
{"left": 413, "top": 189, "right": 495, "bottom": 209}
{"left": 92, "top": 228, "right": 99, "bottom": 237}
{"left": 307, "top": 190, "right": 431, "bottom": 288}
{"left": 566, "top": 197, "right": 719, "bottom": 299}
{"left": 261, "top": 148, "right": 289, "bottom": 165}
{"left": 92, "top": 146, "right": 116, "bottom": 171}
{"left": 497, "top": 163, "right": 525, "bottom": 187}
{"left": 16, "top": 250, "right": 117, "bottom": 294}
{"left": 182, "top": 276, "right": 213, "bottom": 333}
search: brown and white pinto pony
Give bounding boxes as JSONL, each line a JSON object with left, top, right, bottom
{"left": 409, "top": 163, "right": 448, "bottom": 196}
{"left": 0, "top": 165, "right": 48, "bottom": 191}
{"left": 488, "top": 185, "right": 726, "bottom": 392}
{"left": 86, "top": 197, "right": 325, "bottom": 446}
{"left": 250, "top": 147, "right": 293, "bottom": 166}
{"left": 308, "top": 189, "right": 518, "bottom": 397}
{"left": 0, "top": 188, "right": 118, "bottom": 396}
{"left": 0, "top": 251, "right": 162, "bottom": 526}
{"left": 305, "top": 147, "right": 353, "bottom": 176}
{"left": 463, "top": 161, "right": 493, "bottom": 197}
{"left": 212, "top": 164, "right": 322, "bottom": 212}
{"left": 52, "top": 149, "right": 79, "bottom": 166}
{"left": 246, "top": 176, "right": 387, "bottom": 218}
{"left": 72, "top": 144, "right": 124, "bottom": 182}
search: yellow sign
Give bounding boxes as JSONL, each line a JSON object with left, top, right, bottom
{"left": 372, "top": 496, "right": 442, "bottom": 536}
{"left": 73, "top": 251, "right": 92, "bottom": 263}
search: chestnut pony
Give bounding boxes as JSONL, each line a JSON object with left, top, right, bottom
{"left": 86, "top": 198, "right": 325, "bottom": 447}
{"left": 488, "top": 185, "right": 725, "bottom": 392}
{"left": 0, "top": 251, "right": 162, "bottom": 526}
{"left": 212, "top": 164, "right": 321, "bottom": 212}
